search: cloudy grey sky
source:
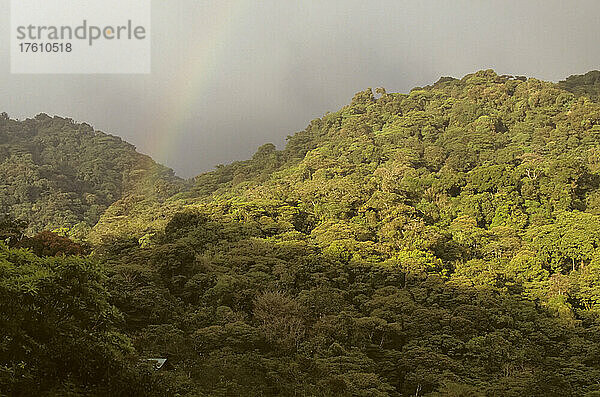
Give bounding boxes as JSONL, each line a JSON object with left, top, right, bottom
{"left": 1, "top": 0, "right": 599, "bottom": 177}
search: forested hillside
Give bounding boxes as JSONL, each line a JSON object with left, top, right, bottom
{"left": 4, "top": 70, "right": 600, "bottom": 396}
{"left": 559, "top": 70, "right": 600, "bottom": 101}
{"left": 0, "top": 113, "right": 184, "bottom": 236}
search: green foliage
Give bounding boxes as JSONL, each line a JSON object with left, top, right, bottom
{"left": 8, "top": 70, "right": 600, "bottom": 395}
{"left": 0, "top": 244, "right": 162, "bottom": 396}
{"left": 558, "top": 71, "right": 600, "bottom": 101}
{"left": 0, "top": 213, "right": 27, "bottom": 246}
{"left": 0, "top": 114, "right": 184, "bottom": 235}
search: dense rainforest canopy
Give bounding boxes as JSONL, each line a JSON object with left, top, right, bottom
{"left": 0, "top": 113, "right": 183, "bottom": 236}
{"left": 3, "top": 70, "right": 600, "bottom": 396}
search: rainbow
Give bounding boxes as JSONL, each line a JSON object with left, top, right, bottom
{"left": 149, "top": 1, "right": 248, "bottom": 173}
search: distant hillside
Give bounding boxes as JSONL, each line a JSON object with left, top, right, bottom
{"left": 0, "top": 113, "right": 184, "bottom": 235}
{"left": 558, "top": 70, "right": 600, "bottom": 101}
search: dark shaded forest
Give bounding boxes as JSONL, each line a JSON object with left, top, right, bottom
{"left": 3, "top": 70, "right": 600, "bottom": 396}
